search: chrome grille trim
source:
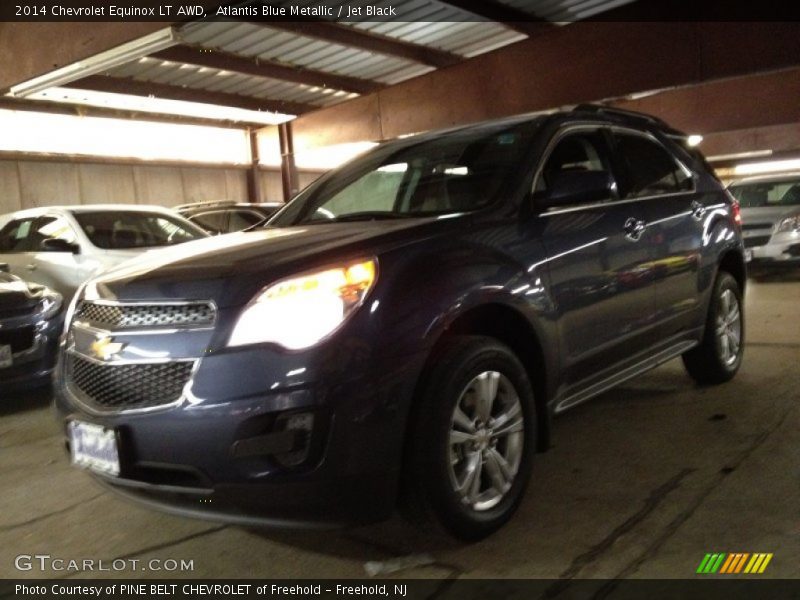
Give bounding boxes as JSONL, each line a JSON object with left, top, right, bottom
{"left": 75, "top": 300, "right": 216, "bottom": 330}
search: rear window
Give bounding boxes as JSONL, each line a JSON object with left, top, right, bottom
{"left": 74, "top": 211, "right": 206, "bottom": 249}
{"left": 729, "top": 177, "right": 800, "bottom": 208}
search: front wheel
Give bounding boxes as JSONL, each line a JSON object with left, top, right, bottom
{"left": 682, "top": 271, "right": 744, "bottom": 384}
{"left": 402, "top": 336, "right": 537, "bottom": 541}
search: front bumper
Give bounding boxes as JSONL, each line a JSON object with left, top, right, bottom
{"left": 0, "top": 314, "right": 62, "bottom": 390}
{"left": 55, "top": 341, "right": 427, "bottom": 527}
{"left": 745, "top": 232, "right": 800, "bottom": 266}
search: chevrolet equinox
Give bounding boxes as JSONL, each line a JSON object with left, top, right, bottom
{"left": 56, "top": 106, "right": 746, "bottom": 540}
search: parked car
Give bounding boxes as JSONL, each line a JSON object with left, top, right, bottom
{"left": 55, "top": 106, "right": 745, "bottom": 540}
{"left": 0, "top": 205, "right": 208, "bottom": 299}
{"left": 0, "top": 271, "right": 64, "bottom": 390}
{"left": 176, "top": 201, "right": 283, "bottom": 234}
{"left": 727, "top": 173, "right": 800, "bottom": 268}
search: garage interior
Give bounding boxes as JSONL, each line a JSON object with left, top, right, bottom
{"left": 1, "top": 0, "right": 799, "bottom": 582}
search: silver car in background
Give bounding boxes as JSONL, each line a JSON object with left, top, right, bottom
{"left": 728, "top": 173, "right": 800, "bottom": 267}
{"left": 0, "top": 205, "right": 208, "bottom": 299}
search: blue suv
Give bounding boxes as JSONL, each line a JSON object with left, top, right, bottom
{"left": 56, "top": 106, "right": 745, "bottom": 540}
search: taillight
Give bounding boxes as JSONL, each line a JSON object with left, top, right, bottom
{"left": 732, "top": 200, "right": 742, "bottom": 226}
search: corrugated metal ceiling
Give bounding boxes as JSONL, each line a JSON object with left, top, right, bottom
{"left": 91, "top": 0, "right": 636, "bottom": 118}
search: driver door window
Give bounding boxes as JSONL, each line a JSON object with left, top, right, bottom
{"left": 536, "top": 130, "right": 616, "bottom": 207}
{"left": 33, "top": 216, "right": 78, "bottom": 251}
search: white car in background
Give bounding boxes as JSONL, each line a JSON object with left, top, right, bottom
{"left": 728, "top": 173, "right": 800, "bottom": 268}
{"left": 0, "top": 205, "right": 208, "bottom": 298}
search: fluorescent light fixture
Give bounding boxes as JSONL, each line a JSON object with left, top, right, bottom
{"left": 687, "top": 134, "right": 703, "bottom": 147}
{"left": 707, "top": 150, "right": 773, "bottom": 163}
{"left": 377, "top": 163, "right": 408, "bottom": 173}
{"left": 8, "top": 28, "right": 179, "bottom": 98}
{"left": 28, "top": 86, "right": 294, "bottom": 126}
{"left": 0, "top": 108, "right": 251, "bottom": 164}
{"left": 734, "top": 158, "right": 800, "bottom": 176}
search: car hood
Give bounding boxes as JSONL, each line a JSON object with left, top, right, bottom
{"left": 88, "top": 217, "right": 465, "bottom": 308}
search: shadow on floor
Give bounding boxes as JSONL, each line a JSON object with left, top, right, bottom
{"left": 748, "top": 268, "right": 800, "bottom": 283}
{"left": 245, "top": 513, "right": 462, "bottom": 565}
{"left": 0, "top": 384, "right": 53, "bottom": 416}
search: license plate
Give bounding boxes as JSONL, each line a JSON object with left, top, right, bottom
{"left": 745, "top": 249, "right": 753, "bottom": 262}
{"left": 0, "top": 345, "right": 11, "bottom": 369}
{"left": 69, "top": 421, "right": 120, "bottom": 476}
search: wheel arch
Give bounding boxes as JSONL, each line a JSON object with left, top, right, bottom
{"left": 415, "top": 302, "right": 551, "bottom": 453}
{"left": 717, "top": 248, "right": 746, "bottom": 293}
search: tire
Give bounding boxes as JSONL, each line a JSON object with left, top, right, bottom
{"left": 402, "top": 335, "right": 537, "bottom": 541}
{"left": 682, "top": 271, "right": 744, "bottom": 384}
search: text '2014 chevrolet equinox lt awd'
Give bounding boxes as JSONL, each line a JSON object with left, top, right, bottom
{"left": 56, "top": 106, "right": 746, "bottom": 540}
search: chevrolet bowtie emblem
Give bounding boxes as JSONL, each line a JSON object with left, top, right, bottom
{"left": 90, "top": 335, "right": 125, "bottom": 361}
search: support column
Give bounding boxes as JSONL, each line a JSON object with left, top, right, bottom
{"left": 246, "top": 128, "right": 262, "bottom": 204}
{"left": 278, "top": 122, "right": 299, "bottom": 203}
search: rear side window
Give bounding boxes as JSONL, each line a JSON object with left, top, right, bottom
{"left": 74, "top": 211, "right": 205, "bottom": 249}
{"left": 228, "top": 210, "right": 267, "bottom": 232}
{"left": 613, "top": 133, "right": 692, "bottom": 198}
{"left": 190, "top": 211, "right": 228, "bottom": 234}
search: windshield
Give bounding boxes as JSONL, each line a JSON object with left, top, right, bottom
{"left": 74, "top": 211, "right": 207, "bottom": 250}
{"left": 271, "top": 120, "right": 540, "bottom": 226}
{"left": 729, "top": 177, "right": 800, "bottom": 208}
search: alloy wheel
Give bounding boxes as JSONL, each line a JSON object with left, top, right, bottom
{"left": 715, "top": 288, "right": 742, "bottom": 367}
{"left": 448, "top": 371, "right": 525, "bottom": 511}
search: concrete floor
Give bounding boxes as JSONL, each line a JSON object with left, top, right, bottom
{"left": 2, "top": 273, "right": 798, "bottom": 581}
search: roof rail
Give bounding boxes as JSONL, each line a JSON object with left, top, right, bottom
{"left": 174, "top": 200, "right": 238, "bottom": 210}
{"left": 572, "top": 103, "right": 669, "bottom": 128}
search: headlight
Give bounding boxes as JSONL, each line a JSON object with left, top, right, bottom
{"left": 228, "top": 258, "right": 378, "bottom": 350}
{"left": 775, "top": 215, "right": 800, "bottom": 234}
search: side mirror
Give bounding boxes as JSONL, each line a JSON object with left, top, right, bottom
{"left": 41, "top": 238, "right": 80, "bottom": 254}
{"left": 537, "top": 170, "right": 614, "bottom": 210}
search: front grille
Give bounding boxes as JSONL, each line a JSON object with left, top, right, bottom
{"left": 76, "top": 302, "right": 215, "bottom": 329}
{"left": 67, "top": 354, "right": 194, "bottom": 411}
{"left": 0, "top": 326, "right": 35, "bottom": 353}
{"left": 744, "top": 235, "right": 771, "bottom": 248}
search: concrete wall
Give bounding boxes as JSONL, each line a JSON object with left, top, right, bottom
{"left": 0, "top": 157, "right": 323, "bottom": 216}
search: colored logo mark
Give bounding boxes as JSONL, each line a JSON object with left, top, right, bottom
{"left": 696, "top": 553, "right": 773, "bottom": 574}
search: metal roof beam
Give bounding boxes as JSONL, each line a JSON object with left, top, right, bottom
{"left": 68, "top": 75, "right": 317, "bottom": 116}
{"left": 261, "top": 22, "right": 462, "bottom": 69}
{"left": 435, "top": 0, "right": 554, "bottom": 37}
{"left": 0, "top": 96, "right": 261, "bottom": 128}
{"left": 153, "top": 45, "right": 384, "bottom": 95}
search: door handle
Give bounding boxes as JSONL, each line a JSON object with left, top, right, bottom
{"left": 624, "top": 217, "right": 647, "bottom": 242}
{"left": 690, "top": 200, "right": 706, "bottom": 220}
{"left": 25, "top": 263, "right": 37, "bottom": 271}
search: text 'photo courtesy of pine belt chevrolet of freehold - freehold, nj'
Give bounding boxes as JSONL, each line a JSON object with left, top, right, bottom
{"left": 1, "top": 1, "right": 799, "bottom": 599}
